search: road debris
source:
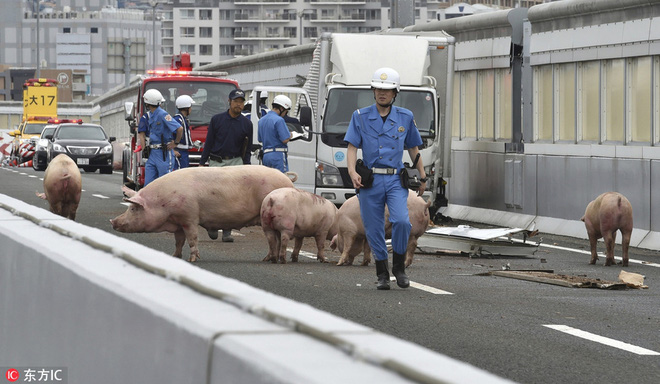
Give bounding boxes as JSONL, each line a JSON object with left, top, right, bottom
{"left": 417, "top": 225, "right": 540, "bottom": 257}
{"left": 487, "top": 270, "right": 631, "bottom": 289}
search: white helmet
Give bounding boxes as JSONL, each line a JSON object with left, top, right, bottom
{"left": 371, "top": 67, "right": 400, "bottom": 92}
{"left": 143, "top": 89, "right": 165, "bottom": 106}
{"left": 273, "top": 95, "right": 292, "bottom": 110}
{"left": 260, "top": 91, "right": 268, "bottom": 98}
{"left": 175, "top": 95, "right": 195, "bottom": 109}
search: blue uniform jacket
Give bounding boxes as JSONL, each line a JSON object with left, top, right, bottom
{"left": 258, "top": 111, "right": 290, "bottom": 151}
{"left": 344, "top": 104, "right": 422, "bottom": 169}
{"left": 200, "top": 110, "right": 253, "bottom": 165}
{"left": 173, "top": 114, "right": 193, "bottom": 149}
{"left": 148, "top": 107, "right": 181, "bottom": 145}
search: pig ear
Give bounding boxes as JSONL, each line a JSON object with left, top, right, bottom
{"left": 125, "top": 194, "right": 146, "bottom": 208}
{"left": 122, "top": 185, "right": 137, "bottom": 198}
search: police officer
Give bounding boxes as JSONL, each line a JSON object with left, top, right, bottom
{"left": 345, "top": 67, "right": 427, "bottom": 290}
{"left": 136, "top": 89, "right": 183, "bottom": 186}
{"left": 258, "top": 91, "right": 270, "bottom": 117}
{"left": 199, "top": 88, "right": 253, "bottom": 242}
{"left": 173, "top": 95, "right": 195, "bottom": 170}
{"left": 258, "top": 94, "right": 293, "bottom": 173}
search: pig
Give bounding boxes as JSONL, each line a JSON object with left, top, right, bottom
{"left": 331, "top": 191, "right": 431, "bottom": 267}
{"left": 36, "top": 154, "right": 82, "bottom": 220}
{"left": 110, "top": 165, "right": 293, "bottom": 262}
{"left": 260, "top": 188, "right": 338, "bottom": 264}
{"left": 581, "top": 191, "right": 633, "bottom": 267}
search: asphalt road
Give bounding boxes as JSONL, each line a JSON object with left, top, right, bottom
{"left": 2, "top": 165, "right": 660, "bottom": 384}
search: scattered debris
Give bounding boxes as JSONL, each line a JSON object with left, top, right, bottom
{"left": 487, "top": 270, "right": 629, "bottom": 289}
{"left": 418, "top": 225, "right": 540, "bottom": 258}
{"left": 618, "top": 270, "right": 647, "bottom": 289}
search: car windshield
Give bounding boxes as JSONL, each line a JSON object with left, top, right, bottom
{"left": 323, "top": 88, "right": 436, "bottom": 138}
{"left": 24, "top": 123, "right": 45, "bottom": 135}
{"left": 41, "top": 127, "right": 56, "bottom": 138}
{"left": 144, "top": 81, "right": 237, "bottom": 126}
{"left": 56, "top": 125, "right": 107, "bottom": 140}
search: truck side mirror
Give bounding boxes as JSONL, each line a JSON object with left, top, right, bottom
{"left": 299, "top": 106, "right": 312, "bottom": 128}
{"left": 124, "top": 102, "right": 135, "bottom": 121}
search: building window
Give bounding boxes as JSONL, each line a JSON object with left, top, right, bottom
{"left": 179, "top": 9, "right": 195, "bottom": 20}
{"left": 200, "top": 27, "right": 213, "bottom": 38}
{"left": 199, "top": 45, "right": 212, "bottom": 56}
{"left": 200, "top": 9, "right": 212, "bottom": 20}
{"left": 63, "top": 27, "right": 71, "bottom": 33}
{"left": 180, "top": 44, "right": 195, "bottom": 54}
{"left": 180, "top": 27, "right": 195, "bottom": 38}
{"left": 91, "top": 27, "right": 98, "bottom": 33}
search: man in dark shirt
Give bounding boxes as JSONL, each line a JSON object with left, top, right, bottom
{"left": 200, "top": 88, "right": 253, "bottom": 242}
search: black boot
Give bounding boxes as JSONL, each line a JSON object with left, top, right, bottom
{"left": 392, "top": 252, "right": 409, "bottom": 288}
{"left": 375, "top": 260, "right": 390, "bottom": 290}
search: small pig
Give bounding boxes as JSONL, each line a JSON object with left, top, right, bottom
{"left": 110, "top": 165, "right": 293, "bottom": 262}
{"left": 36, "top": 154, "right": 82, "bottom": 220}
{"left": 261, "top": 188, "right": 338, "bottom": 264}
{"left": 331, "top": 191, "right": 431, "bottom": 267}
{"left": 581, "top": 192, "right": 633, "bottom": 267}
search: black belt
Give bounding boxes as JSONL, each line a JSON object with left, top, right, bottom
{"left": 209, "top": 153, "right": 238, "bottom": 162}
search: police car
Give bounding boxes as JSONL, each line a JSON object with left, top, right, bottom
{"left": 45, "top": 121, "right": 116, "bottom": 174}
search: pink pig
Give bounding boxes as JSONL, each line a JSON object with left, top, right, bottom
{"left": 111, "top": 165, "right": 293, "bottom": 262}
{"left": 331, "top": 191, "right": 431, "bottom": 267}
{"left": 581, "top": 192, "right": 633, "bottom": 267}
{"left": 261, "top": 188, "right": 338, "bottom": 264}
{"left": 36, "top": 154, "right": 82, "bottom": 220}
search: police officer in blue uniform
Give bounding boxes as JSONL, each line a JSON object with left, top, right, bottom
{"left": 258, "top": 94, "right": 293, "bottom": 172}
{"left": 345, "top": 67, "right": 427, "bottom": 290}
{"left": 173, "top": 95, "right": 195, "bottom": 170}
{"left": 200, "top": 88, "right": 253, "bottom": 242}
{"left": 137, "top": 89, "right": 183, "bottom": 186}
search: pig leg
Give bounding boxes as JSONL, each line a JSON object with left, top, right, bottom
{"left": 278, "top": 232, "right": 291, "bottom": 264}
{"left": 174, "top": 229, "right": 186, "bottom": 259}
{"left": 337, "top": 235, "right": 354, "bottom": 266}
{"left": 603, "top": 230, "right": 616, "bottom": 266}
{"left": 621, "top": 229, "right": 631, "bottom": 267}
{"left": 262, "top": 230, "right": 279, "bottom": 263}
{"left": 361, "top": 240, "right": 372, "bottom": 266}
{"left": 314, "top": 232, "right": 327, "bottom": 263}
{"left": 182, "top": 225, "right": 200, "bottom": 262}
{"left": 291, "top": 237, "right": 303, "bottom": 262}
{"left": 588, "top": 234, "right": 599, "bottom": 265}
{"left": 404, "top": 238, "right": 417, "bottom": 268}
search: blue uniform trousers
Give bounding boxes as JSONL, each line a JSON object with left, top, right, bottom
{"left": 357, "top": 173, "right": 411, "bottom": 261}
{"left": 144, "top": 149, "right": 174, "bottom": 186}
{"left": 263, "top": 152, "right": 288, "bottom": 173}
{"left": 173, "top": 149, "right": 189, "bottom": 170}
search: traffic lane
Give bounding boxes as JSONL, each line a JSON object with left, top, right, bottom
{"left": 3, "top": 166, "right": 660, "bottom": 383}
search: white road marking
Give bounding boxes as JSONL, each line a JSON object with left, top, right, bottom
{"left": 120, "top": 202, "right": 131, "bottom": 207}
{"left": 505, "top": 237, "right": 660, "bottom": 268}
{"left": 28, "top": 175, "right": 38, "bottom": 178}
{"left": 544, "top": 324, "right": 660, "bottom": 355}
{"left": 92, "top": 194, "right": 109, "bottom": 199}
{"left": 296, "top": 249, "right": 453, "bottom": 294}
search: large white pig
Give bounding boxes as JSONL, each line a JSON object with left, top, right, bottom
{"left": 581, "top": 191, "right": 633, "bottom": 267}
{"left": 331, "top": 192, "right": 431, "bottom": 267}
{"left": 36, "top": 154, "right": 82, "bottom": 220}
{"left": 261, "top": 188, "right": 338, "bottom": 264}
{"left": 110, "top": 165, "right": 293, "bottom": 262}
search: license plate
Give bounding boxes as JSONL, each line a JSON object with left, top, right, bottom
{"left": 77, "top": 158, "right": 89, "bottom": 165}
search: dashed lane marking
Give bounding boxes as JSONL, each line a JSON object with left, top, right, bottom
{"left": 544, "top": 325, "right": 660, "bottom": 355}
{"left": 92, "top": 194, "right": 110, "bottom": 199}
{"left": 296, "top": 249, "right": 453, "bottom": 294}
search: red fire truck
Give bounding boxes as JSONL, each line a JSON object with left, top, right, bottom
{"left": 122, "top": 53, "right": 238, "bottom": 189}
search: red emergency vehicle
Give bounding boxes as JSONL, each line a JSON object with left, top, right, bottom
{"left": 122, "top": 53, "right": 238, "bottom": 189}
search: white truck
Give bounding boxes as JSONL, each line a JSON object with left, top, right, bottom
{"left": 248, "top": 31, "right": 455, "bottom": 217}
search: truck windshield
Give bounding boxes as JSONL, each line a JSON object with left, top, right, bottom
{"left": 144, "top": 81, "right": 237, "bottom": 126}
{"left": 323, "top": 88, "right": 435, "bottom": 139}
{"left": 24, "top": 123, "right": 46, "bottom": 135}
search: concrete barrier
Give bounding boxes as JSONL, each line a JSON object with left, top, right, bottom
{"left": 0, "top": 194, "right": 513, "bottom": 384}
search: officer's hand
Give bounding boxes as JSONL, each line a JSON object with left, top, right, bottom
{"left": 349, "top": 171, "right": 363, "bottom": 189}
{"left": 174, "top": 150, "right": 181, "bottom": 158}
{"left": 133, "top": 145, "right": 142, "bottom": 153}
{"left": 417, "top": 180, "right": 426, "bottom": 196}
{"left": 166, "top": 141, "right": 176, "bottom": 151}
